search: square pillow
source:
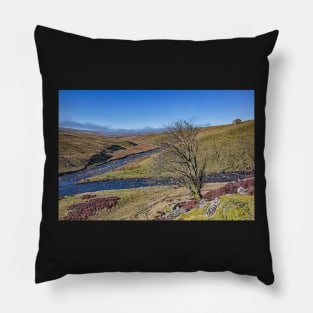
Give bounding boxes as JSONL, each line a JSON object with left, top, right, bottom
{"left": 35, "top": 25, "right": 278, "bottom": 284}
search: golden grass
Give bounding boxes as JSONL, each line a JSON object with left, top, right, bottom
{"left": 59, "top": 129, "right": 159, "bottom": 174}
{"left": 59, "top": 182, "right": 227, "bottom": 221}
{"left": 77, "top": 120, "right": 254, "bottom": 181}
{"left": 80, "top": 153, "right": 164, "bottom": 183}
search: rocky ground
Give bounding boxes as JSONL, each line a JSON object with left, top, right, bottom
{"left": 154, "top": 177, "right": 255, "bottom": 221}
{"left": 59, "top": 177, "right": 254, "bottom": 221}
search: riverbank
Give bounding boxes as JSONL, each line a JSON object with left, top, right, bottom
{"left": 59, "top": 147, "right": 161, "bottom": 177}
{"left": 59, "top": 179, "right": 254, "bottom": 221}
{"left": 60, "top": 168, "right": 253, "bottom": 198}
{"left": 77, "top": 151, "right": 162, "bottom": 183}
{"left": 78, "top": 170, "right": 254, "bottom": 184}
{"left": 59, "top": 182, "right": 228, "bottom": 220}
{"left": 78, "top": 145, "right": 254, "bottom": 184}
{"left": 59, "top": 149, "right": 163, "bottom": 197}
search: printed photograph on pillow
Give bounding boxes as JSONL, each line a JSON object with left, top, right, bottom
{"left": 58, "top": 89, "right": 255, "bottom": 221}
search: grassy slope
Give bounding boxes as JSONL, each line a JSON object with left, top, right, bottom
{"left": 59, "top": 121, "right": 255, "bottom": 221}
{"left": 81, "top": 152, "right": 165, "bottom": 183}
{"left": 175, "top": 194, "right": 254, "bottom": 221}
{"left": 59, "top": 129, "right": 159, "bottom": 174}
{"left": 197, "top": 120, "right": 254, "bottom": 173}
{"left": 59, "top": 182, "right": 227, "bottom": 220}
{"left": 81, "top": 120, "right": 254, "bottom": 182}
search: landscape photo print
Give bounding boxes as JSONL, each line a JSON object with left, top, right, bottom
{"left": 59, "top": 90, "right": 255, "bottom": 221}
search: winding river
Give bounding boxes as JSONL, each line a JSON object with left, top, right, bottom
{"left": 59, "top": 149, "right": 252, "bottom": 197}
{"left": 59, "top": 149, "right": 165, "bottom": 197}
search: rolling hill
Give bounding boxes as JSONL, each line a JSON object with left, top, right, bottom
{"left": 78, "top": 120, "right": 254, "bottom": 183}
{"left": 59, "top": 128, "right": 159, "bottom": 174}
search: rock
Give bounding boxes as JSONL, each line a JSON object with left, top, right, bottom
{"left": 207, "top": 197, "right": 219, "bottom": 217}
{"left": 166, "top": 208, "right": 187, "bottom": 219}
{"left": 237, "top": 186, "right": 248, "bottom": 195}
{"left": 199, "top": 199, "right": 207, "bottom": 208}
{"left": 169, "top": 203, "right": 178, "bottom": 210}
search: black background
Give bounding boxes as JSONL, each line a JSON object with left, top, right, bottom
{"left": 35, "top": 26, "right": 278, "bottom": 284}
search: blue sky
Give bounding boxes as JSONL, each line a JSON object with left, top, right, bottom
{"left": 59, "top": 90, "right": 254, "bottom": 133}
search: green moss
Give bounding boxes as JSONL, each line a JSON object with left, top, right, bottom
{"left": 175, "top": 207, "right": 208, "bottom": 220}
{"left": 163, "top": 207, "right": 172, "bottom": 213}
{"left": 211, "top": 195, "right": 254, "bottom": 220}
{"left": 173, "top": 194, "right": 254, "bottom": 221}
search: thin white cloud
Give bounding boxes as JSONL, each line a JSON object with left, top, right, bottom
{"left": 59, "top": 120, "right": 167, "bottom": 135}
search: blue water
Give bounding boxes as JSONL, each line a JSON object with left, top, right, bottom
{"left": 59, "top": 149, "right": 164, "bottom": 197}
{"left": 59, "top": 177, "right": 172, "bottom": 197}
{"left": 59, "top": 149, "right": 252, "bottom": 197}
{"left": 60, "top": 149, "right": 161, "bottom": 183}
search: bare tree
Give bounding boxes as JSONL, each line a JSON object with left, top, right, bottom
{"left": 152, "top": 121, "right": 207, "bottom": 200}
